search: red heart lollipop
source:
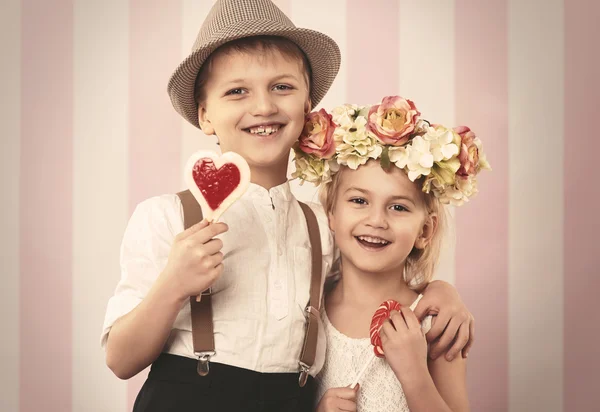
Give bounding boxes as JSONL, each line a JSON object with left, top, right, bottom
{"left": 185, "top": 151, "right": 251, "bottom": 222}
{"left": 370, "top": 299, "right": 402, "bottom": 357}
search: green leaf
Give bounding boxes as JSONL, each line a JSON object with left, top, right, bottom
{"left": 380, "top": 146, "right": 391, "bottom": 170}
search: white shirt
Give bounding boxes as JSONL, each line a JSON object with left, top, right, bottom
{"left": 101, "top": 182, "right": 334, "bottom": 376}
{"left": 316, "top": 295, "right": 433, "bottom": 411}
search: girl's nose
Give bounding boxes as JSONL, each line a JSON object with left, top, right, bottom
{"left": 364, "top": 208, "right": 389, "bottom": 230}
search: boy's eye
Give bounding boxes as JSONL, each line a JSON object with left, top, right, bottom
{"left": 225, "top": 88, "right": 246, "bottom": 95}
{"left": 350, "top": 197, "right": 366, "bottom": 205}
{"left": 273, "top": 84, "right": 293, "bottom": 91}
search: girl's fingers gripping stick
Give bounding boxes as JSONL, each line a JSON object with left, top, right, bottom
{"left": 184, "top": 150, "right": 251, "bottom": 302}
{"left": 350, "top": 300, "right": 402, "bottom": 389}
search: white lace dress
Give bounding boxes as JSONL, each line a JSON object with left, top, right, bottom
{"left": 316, "top": 295, "right": 432, "bottom": 412}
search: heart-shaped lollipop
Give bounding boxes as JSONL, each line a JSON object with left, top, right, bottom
{"left": 184, "top": 150, "right": 251, "bottom": 222}
{"left": 350, "top": 299, "right": 402, "bottom": 388}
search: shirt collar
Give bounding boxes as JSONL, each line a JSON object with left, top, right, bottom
{"left": 245, "top": 181, "right": 293, "bottom": 203}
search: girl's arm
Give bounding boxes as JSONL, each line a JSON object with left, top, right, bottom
{"left": 380, "top": 308, "right": 469, "bottom": 412}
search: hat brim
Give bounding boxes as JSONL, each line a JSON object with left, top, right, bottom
{"left": 167, "top": 20, "right": 341, "bottom": 129}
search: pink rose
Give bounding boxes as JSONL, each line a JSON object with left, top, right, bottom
{"left": 298, "top": 108, "right": 337, "bottom": 159}
{"left": 454, "top": 126, "right": 480, "bottom": 179}
{"left": 367, "top": 96, "right": 421, "bottom": 145}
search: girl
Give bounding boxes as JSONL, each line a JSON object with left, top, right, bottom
{"left": 292, "top": 96, "right": 490, "bottom": 411}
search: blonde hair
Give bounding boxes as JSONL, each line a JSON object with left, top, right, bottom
{"left": 319, "top": 165, "right": 447, "bottom": 292}
{"left": 194, "top": 35, "right": 312, "bottom": 106}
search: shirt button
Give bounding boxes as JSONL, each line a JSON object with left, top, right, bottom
{"left": 277, "top": 248, "right": 283, "bottom": 256}
{"left": 274, "top": 280, "right": 283, "bottom": 291}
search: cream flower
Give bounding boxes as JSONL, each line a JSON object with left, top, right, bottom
{"left": 423, "top": 126, "right": 460, "bottom": 162}
{"left": 403, "top": 136, "right": 434, "bottom": 181}
{"left": 292, "top": 151, "right": 336, "bottom": 185}
{"left": 331, "top": 104, "right": 361, "bottom": 130}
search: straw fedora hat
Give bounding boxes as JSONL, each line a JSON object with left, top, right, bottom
{"left": 167, "top": 0, "right": 341, "bottom": 129}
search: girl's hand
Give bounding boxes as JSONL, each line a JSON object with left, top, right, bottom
{"left": 413, "top": 280, "right": 474, "bottom": 360}
{"left": 380, "top": 307, "right": 429, "bottom": 384}
{"left": 159, "top": 219, "right": 228, "bottom": 302}
{"left": 316, "top": 386, "right": 359, "bottom": 412}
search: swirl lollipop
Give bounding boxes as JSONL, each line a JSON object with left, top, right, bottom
{"left": 350, "top": 299, "right": 402, "bottom": 388}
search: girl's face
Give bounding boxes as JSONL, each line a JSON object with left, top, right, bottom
{"left": 328, "top": 161, "right": 436, "bottom": 276}
{"left": 198, "top": 48, "right": 309, "bottom": 172}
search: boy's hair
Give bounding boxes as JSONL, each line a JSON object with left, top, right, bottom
{"left": 319, "top": 164, "right": 447, "bottom": 291}
{"left": 193, "top": 35, "right": 313, "bottom": 106}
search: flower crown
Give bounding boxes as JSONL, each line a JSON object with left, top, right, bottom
{"left": 292, "top": 96, "right": 491, "bottom": 206}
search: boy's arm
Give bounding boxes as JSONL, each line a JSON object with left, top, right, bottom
{"left": 103, "top": 199, "right": 226, "bottom": 380}
{"left": 414, "top": 280, "right": 474, "bottom": 361}
{"left": 105, "top": 275, "right": 188, "bottom": 379}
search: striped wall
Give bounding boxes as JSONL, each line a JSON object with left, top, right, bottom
{"left": 1, "top": 1, "right": 598, "bottom": 411}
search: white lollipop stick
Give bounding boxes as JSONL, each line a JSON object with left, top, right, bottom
{"left": 350, "top": 352, "right": 376, "bottom": 389}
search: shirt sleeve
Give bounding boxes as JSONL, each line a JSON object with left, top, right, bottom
{"left": 100, "top": 194, "right": 183, "bottom": 349}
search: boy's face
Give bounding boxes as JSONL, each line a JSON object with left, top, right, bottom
{"left": 328, "top": 162, "right": 436, "bottom": 276}
{"left": 198, "top": 49, "right": 309, "bottom": 172}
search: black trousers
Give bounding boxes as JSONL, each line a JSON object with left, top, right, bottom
{"left": 133, "top": 354, "right": 316, "bottom": 412}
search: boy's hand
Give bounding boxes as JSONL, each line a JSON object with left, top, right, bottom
{"left": 413, "top": 280, "right": 474, "bottom": 361}
{"left": 316, "top": 386, "right": 358, "bottom": 412}
{"left": 380, "top": 308, "right": 429, "bottom": 384}
{"left": 161, "top": 219, "right": 228, "bottom": 302}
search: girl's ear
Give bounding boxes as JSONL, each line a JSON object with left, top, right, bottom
{"left": 414, "top": 213, "right": 438, "bottom": 250}
{"left": 327, "top": 210, "right": 336, "bottom": 234}
{"left": 198, "top": 105, "right": 215, "bottom": 135}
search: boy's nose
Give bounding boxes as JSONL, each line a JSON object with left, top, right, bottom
{"left": 250, "top": 92, "right": 278, "bottom": 117}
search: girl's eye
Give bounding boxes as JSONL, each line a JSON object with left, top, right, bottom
{"left": 350, "top": 197, "right": 366, "bottom": 205}
{"left": 391, "top": 204, "right": 407, "bottom": 212}
{"left": 273, "top": 84, "right": 293, "bottom": 91}
{"left": 225, "top": 88, "right": 245, "bottom": 95}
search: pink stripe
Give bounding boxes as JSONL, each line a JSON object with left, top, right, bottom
{"left": 564, "top": 1, "right": 600, "bottom": 410}
{"left": 127, "top": 1, "right": 182, "bottom": 409}
{"left": 454, "top": 1, "right": 508, "bottom": 411}
{"left": 346, "top": 0, "right": 399, "bottom": 102}
{"left": 20, "top": 1, "right": 73, "bottom": 411}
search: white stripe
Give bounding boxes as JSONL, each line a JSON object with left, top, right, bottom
{"left": 288, "top": 0, "right": 347, "bottom": 203}
{"left": 0, "top": 1, "right": 20, "bottom": 411}
{"left": 72, "top": 1, "right": 129, "bottom": 411}
{"left": 509, "top": 1, "right": 564, "bottom": 411}
{"left": 398, "top": 0, "right": 456, "bottom": 285}
{"left": 180, "top": 0, "right": 219, "bottom": 190}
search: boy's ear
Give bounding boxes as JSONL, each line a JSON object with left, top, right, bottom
{"left": 304, "top": 99, "right": 312, "bottom": 115}
{"left": 414, "top": 213, "right": 438, "bottom": 250}
{"left": 198, "top": 106, "right": 215, "bottom": 135}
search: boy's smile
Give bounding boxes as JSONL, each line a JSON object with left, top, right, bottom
{"left": 198, "top": 48, "right": 309, "bottom": 182}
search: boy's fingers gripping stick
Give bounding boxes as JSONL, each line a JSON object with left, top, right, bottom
{"left": 350, "top": 300, "right": 402, "bottom": 389}
{"left": 184, "top": 150, "right": 251, "bottom": 301}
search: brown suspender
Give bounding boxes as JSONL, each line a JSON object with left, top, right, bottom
{"left": 176, "top": 190, "right": 323, "bottom": 386}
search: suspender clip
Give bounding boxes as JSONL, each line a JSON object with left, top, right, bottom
{"left": 298, "top": 361, "right": 310, "bottom": 387}
{"left": 195, "top": 351, "right": 216, "bottom": 376}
